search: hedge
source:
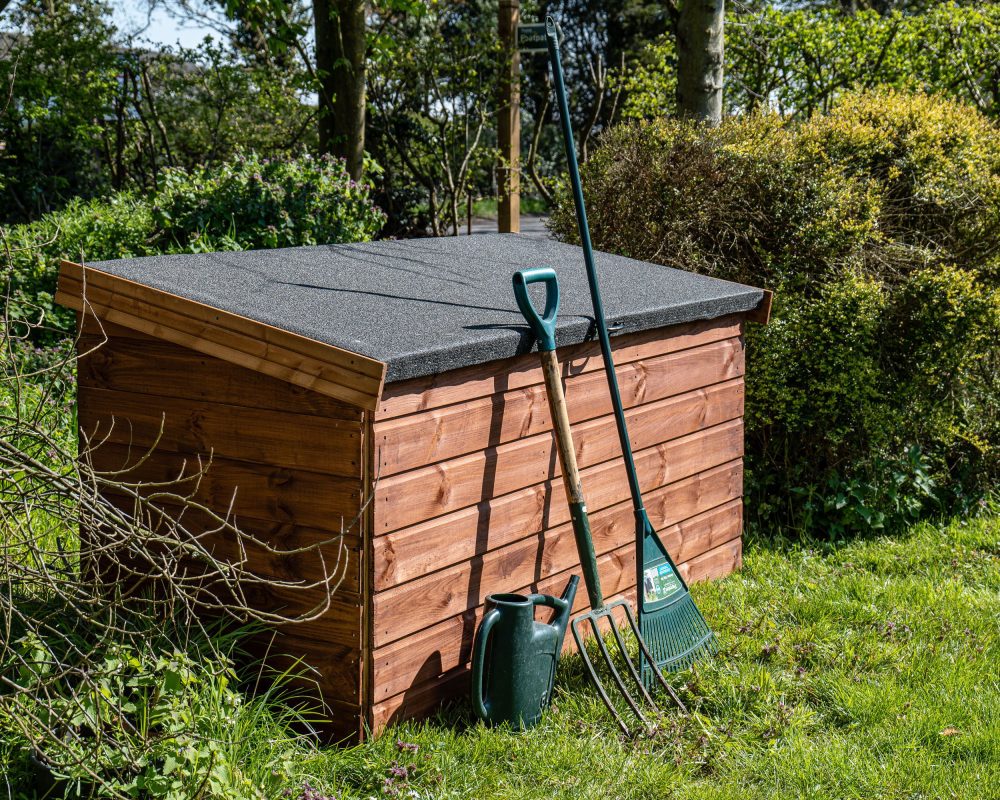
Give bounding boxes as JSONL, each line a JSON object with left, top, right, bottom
{"left": 550, "top": 90, "right": 1000, "bottom": 537}
{"left": 3, "top": 152, "right": 387, "bottom": 338}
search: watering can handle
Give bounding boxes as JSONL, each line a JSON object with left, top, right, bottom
{"left": 471, "top": 607, "right": 501, "bottom": 720}
{"left": 513, "top": 268, "right": 560, "bottom": 353}
{"left": 527, "top": 593, "right": 568, "bottom": 612}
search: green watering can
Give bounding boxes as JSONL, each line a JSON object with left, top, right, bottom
{"left": 471, "top": 575, "right": 579, "bottom": 729}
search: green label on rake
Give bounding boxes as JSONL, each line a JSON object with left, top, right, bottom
{"left": 643, "top": 562, "right": 681, "bottom": 603}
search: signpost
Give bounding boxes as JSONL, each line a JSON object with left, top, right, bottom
{"left": 497, "top": 0, "right": 521, "bottom": 233}
{"left": 517, "top": 22, "right": 547, "bottom": 53}
{"left": 498, "top": 9, "right": 551, "bottom": 234}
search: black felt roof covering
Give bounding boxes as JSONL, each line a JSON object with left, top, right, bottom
{"left": 88, "top": 234, "right": 764, "bottom": 383}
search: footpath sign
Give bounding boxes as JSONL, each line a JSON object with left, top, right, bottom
{"left": 517, "top": 22, "right": 547, "bottom": 53}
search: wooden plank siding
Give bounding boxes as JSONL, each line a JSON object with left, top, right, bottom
{"left": 78, "top": 387, "right": 362, "bottom": 476}
{"left": 375, "top": 377, "right": 744, "bottom": 534}
{"left": 371, "top": 533, "right": 744, "bottom": 730}
{"left": 370, "top": 494, "right": 744, "bottom": 705}
{"left": 375, "top": 335, "right": 744, "bottom": 476}
{"left": 373, "top": 463, "right": 744, "bottom": 645}
{"left": 368, "top": 324, "right": 748, "bottom": 729}
{"left": 86, "top": 443, "right": 362, "bottom": 528}
{"left": 376, "top": 315, "right": 743, "bottom": 420}
{"left": 372, "top": 416, "right": 743, "bottom": 594}
{"left": 77, "top": 327, "right": 365, "bottom": 419}
{"left": 89, "top": 483, "right": 364, "bottom": 599}
{"left": 374, "top": 458, "right": 742, "bottom": 591}
{"left": 76, "top": 326, "right": 370, "bottom": 740}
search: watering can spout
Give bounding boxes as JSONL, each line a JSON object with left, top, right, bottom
{"left": 544, "top": 574, "right": 579, "bottom": 648}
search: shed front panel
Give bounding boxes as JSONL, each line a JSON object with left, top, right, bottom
{"left": 369, "top": 316, "right": 747, "bottom": 729}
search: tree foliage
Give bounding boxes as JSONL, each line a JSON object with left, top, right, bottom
{"left": 624, "top": 4, "right": 1000, "bottom": 121}
{"left": 367, "top": 0, "right": 500, "bottom": 236}
{"left": 163, "top": 0, "right": 395, "bottom": 180}
{"left": 0, "top": 0, "right": 316, "bottom": 225}
{"left": 0, "top": 0, "right": 121, "bottom": 220}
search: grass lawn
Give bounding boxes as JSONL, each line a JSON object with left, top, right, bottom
{"left": 290, "top": 514, "right": 1000, "bottom": 799}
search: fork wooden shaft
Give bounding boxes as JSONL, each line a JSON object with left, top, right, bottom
{"left": 539, "top": 348, "right": 604, "bottom": 610}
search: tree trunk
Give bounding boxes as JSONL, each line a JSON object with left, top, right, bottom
{"left": 676, "top": 0, "right": 725, "bottom": 126}
{"left": 314, "top": 0, "right": 367, "bottom": 180}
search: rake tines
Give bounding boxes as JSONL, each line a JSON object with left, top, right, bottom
{"left": 571, "top": 599, "right": 686, "bottom": 736}
{"left": 639, "top": 593, "right": 717, "bottom": 686}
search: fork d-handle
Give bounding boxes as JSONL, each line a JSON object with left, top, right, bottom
{"left": 545, "top": 18, "right": 688, "bottom": 593}
{"left": 513, "top": 269, "right": 603, "bottom": 611}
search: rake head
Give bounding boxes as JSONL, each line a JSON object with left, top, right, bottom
{"left": 639, "top": 592, "right": 717, "bottom": 686}
{"left": 570, "top": 598, "right": 687, "bottom": 736}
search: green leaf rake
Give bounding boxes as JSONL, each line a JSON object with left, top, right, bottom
{"left": 544, "top": 16, "right": 717, "bottom": 681}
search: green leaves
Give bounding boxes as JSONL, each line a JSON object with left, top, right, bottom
{"left": 151, "top": 152, "right": 387, "bottom": 252}
{"left": 625, "top": 5, "right": 1000, "bottom": 123}
{"left": 2, "top": 152, "right": 386, "bottom": 343}
{"left": 3, "top": 634, "right": 290, "bottom": 800}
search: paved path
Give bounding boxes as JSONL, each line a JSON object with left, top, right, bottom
{"left": 468, "top": 214, "right": 551, "bottom": 239}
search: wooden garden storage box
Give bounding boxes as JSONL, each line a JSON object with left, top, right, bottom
{"left": 56, "top": 235, "right": 767, "bottom": 741}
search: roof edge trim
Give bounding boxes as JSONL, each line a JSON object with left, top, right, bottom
{"left": 56, "top": 260, "right": 386, "bottom": 411}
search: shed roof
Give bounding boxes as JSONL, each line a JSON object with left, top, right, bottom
{"left": 58, "top": 235, "right": 764, "bottom": 409}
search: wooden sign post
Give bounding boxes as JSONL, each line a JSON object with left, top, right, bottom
{"left": 498, "top": 0, "right": 520, "bottom": 233}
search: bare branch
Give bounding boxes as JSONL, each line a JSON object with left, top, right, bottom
{"left": 0, "top": 247, "right": 360, "bottom": 787}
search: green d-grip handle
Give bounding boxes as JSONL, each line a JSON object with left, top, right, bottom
{"left": 513, "top": 267, "right": 560, "bottom": 352}
{"left": 545, "top": 14, "right": 559, "bottom": 43}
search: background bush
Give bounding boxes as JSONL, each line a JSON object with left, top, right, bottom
{"left": 551, "top": 89, "right": 1000, "bottom": 538}
{"left": 3, "top": 152, "right": 386, "bottom": 339}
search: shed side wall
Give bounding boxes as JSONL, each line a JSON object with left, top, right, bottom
{"left": 77, "top": 318, "right": 367, "bottom": 740}
{"left": 370, "top": 317, "right": 746, "bottom": 731}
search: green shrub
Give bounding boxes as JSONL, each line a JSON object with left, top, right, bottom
{"left": 2, "top": 152, "right": 386, "bottom": 338}
{"left": 551, "top": 114, "right": 878, "bottom": 292}
{"left": 551, "top": 90, "right": 1000, "bottom": 537}
{"left": 4, "top": 194, "right": 154, "bottom": 334}
{"left": 152, "top": 153, "right": 386, "bottom": 252}
{"left": 2, "top": 629, "right": 308, "bottom": 799}
{"left": 798, "top": 91, "right": 1000, "bottom": 276}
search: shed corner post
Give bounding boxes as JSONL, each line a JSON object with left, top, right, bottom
{"left": 746, "top": 289, "right": 773, "bottom": 326}
{"left": 360, "top": 375, "right": 386, "bottom": 740}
